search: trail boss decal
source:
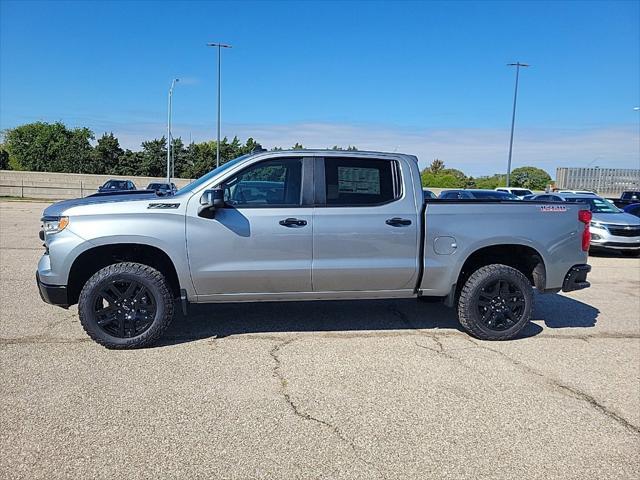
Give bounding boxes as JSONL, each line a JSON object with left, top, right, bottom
{"left": 539, "top": 205, "right": 567, "bottom": 212}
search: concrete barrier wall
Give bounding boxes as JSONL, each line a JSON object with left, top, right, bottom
{"left": 0, "top": 169, "right": 566, "bottom": 201}
{"left": 0, "top": 170, "right": 193, "bottom": 200}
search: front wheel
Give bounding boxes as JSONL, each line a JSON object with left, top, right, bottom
{"left": 78, "top": 262, "right": 174, "bottom": 349}
{"left": 457, "top": 264, "right": 533, "bottom": 341}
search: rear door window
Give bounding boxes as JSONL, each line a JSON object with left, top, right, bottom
{"left": 323, "top": 157, "right": 399, "bottom": 206}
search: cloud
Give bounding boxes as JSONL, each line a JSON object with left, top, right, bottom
{"left": 96, "top": 120, "right": 640, "bottom": 177}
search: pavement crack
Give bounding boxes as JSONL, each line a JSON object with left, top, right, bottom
{"left": 269, "top": 338, "right": 386, "bottom": 478}
{"left": 469, "top": 340, "right": 640, "bottom": 435}
{"left": 415, "top": 336, "right": 456, "bottom": 361}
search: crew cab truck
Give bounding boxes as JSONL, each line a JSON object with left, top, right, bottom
{"left": 37, "top": 150, "right": 592, "bottom": 348}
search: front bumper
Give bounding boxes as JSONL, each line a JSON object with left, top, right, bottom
{"left": 36, "top": 272, "right": 69, "bottom": 308}
{"left": 590, "top": 226, "right": 640, "bottom": 251}
{"left": 562, "top": 264, "right": 591, "bottom": 292}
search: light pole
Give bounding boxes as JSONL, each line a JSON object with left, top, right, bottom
{"left": 207, "top": 42, "right": 232, "bottom": 168}
{"left": 506, "top": 62, "right": 529, "bottom": 187}
{"left": 166, "top": 78, "right": 179, "bottom": 183}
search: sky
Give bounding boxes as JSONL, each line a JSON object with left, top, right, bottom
{"left": 1, "top": 0, "right": 638, "bottom": 176}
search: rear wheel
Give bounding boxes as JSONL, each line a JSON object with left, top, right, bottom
{"left": 457, "top": 264, "right": 533, "bottom": 340}
{"left": 78, "top": 262, "right": 174, "bottom": 349}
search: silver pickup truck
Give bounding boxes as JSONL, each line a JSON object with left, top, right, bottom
{"left": 37, "top": 150, "right": 592, "bottom": 348}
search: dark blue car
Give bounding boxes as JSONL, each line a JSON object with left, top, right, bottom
{"left": 624, "top": 203, "right": 640, "bottom": 218}
{"left": 98, "top": 179, "right": 136, "bottom": 193}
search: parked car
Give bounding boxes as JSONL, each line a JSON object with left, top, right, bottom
{"left": 623, "top": 203, "right": 640, "bottom": 218}
{"left": 495, "top": 187, "right": 533, "bottom": 199}
{"left": 557, "top": 190, "right": 596, "bottom": 195}
{"left": 523, "top": 193, "right": 565, "bottom": 202}
{"left": 147, "top": 182, "right": 177, "bottom": 196}
{"left": 37, "top": 149, "right": 591, "bottom": 348}
{"left": 608, "top": 191, "right": 640, "bottom": 209}
{"left": 555, "top": 194, "right": 639, "bottom": 256}
{"left": 98, "top": 179, "right": 136, "bottom": 193}
{"left": 423, "top": 189, "right": 437, "bottom": 199}
{"left": 439, "top": 189, "right": 519, "bottom": 200}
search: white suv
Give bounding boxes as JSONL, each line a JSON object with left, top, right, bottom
{"left": 495, "top": 187, "right": 533, "bottom": 199}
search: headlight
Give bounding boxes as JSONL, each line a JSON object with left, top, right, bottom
{"left": 590, "top": 221, "right": 605, "bottom": 229}
{"left": 42, "top": 216, "right": 69, "bottom": 234}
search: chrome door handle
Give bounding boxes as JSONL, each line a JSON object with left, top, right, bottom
{"left": 279, "top": 218, "right": 307, "bottom": 227}
{"left": 385, "top": 217, "right": 412, "bottom": 227}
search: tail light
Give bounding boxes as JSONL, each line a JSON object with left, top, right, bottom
{"left": 578, "top": 209, "right": 592, "bottom": 251}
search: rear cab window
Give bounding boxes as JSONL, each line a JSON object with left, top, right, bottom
{"left": 323, "top": 157, "right": 401, "bottom": 206}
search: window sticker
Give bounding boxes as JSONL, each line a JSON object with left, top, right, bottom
{"left": 337, "top": 167, "right": 380, "bottom": 195}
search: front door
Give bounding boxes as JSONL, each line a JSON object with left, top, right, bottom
{"left": 186, "top": 157, "right": 313, "bottom": 296}
{"left": 312, "top": 156, "right": 419, "bottom": 292}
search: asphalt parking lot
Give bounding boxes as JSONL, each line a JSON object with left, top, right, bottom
{"left": 1, "top": 199, "right": 639, "bottom": 479}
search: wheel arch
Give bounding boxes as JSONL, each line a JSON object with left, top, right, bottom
{"left": 456, "top": 243, "right": 547, "bottom": 293}
{"left": 67, "top": 243, "right": 181, "bottom": 305}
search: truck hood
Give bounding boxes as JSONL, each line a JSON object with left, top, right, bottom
{"left": 43, "top": 192, "right": 157, "bottom": 217}
{"left": 592, "top": 212, "right": 640, "bottom": 226}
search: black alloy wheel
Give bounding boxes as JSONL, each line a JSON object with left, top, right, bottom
{"left": 476, "top": 279, "right": 526, "bottom": 332}
{"left": 457, "top": 264, "right": 533, "bottom": 341}
{"left": 78, "top": 262, "right": 174, "bottom": 349}
{"left": 93, "top": 279, "right": 157, "bottom": 338}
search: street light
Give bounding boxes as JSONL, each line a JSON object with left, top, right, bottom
{"left": 167, "top": 78, "right": 179, "bottom": 183}
{"left": 207, "top": 42, "right": 232, "bottom": 168}
{"left": 506, "top": 62, "right": 529, "bottom": 187}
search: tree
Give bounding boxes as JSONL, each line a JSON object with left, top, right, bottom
{"left": 510, "top": 166, "right": 552, "bottom": 190}
{"left": 140, "top": 137, "right": 167, "bottom": 177}
{"left": 331, "top": 145, "right": 358, "bottom": 151}
{"left": 292, "top": 142, "right": 304, "bottom": 150}
{"left": 3, "top": 121, "right": 93, "bottom": 173}
{"left": 429, "top": 159, "right": 445, "bottom": 174}
{"left": 240, "top": 137, "right": 262, "bottom": 154}
{"left": 475, "top": 174, "right": 506, "bottom": 190}
{"left": 115, "top": 149, "right": 143, "bottom": 176}
{"left": 0, "top": 146, "right": 9, "bottom": 170}
{"left": 170, "top": 137, "right": 186, "bottom": 178}
{"left": 90, "top": 133, "right": 123, "bottom": 174}
{"left": 420, "top": 160, "right": 471, "bottom": 188}
{"left": 421, "top": 171, "right": 468, "bottom": 188}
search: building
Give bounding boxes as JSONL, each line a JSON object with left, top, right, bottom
{"left": 555, "top": 167, "right": 640, "bottom": 196}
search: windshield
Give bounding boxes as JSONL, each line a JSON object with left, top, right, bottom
{"left": 175, "top": 154, "right": 253, "bottom": 195}
{"left": 511, "top": 189, "right": 532, "bottom": 196}
{"left": 565, "top": 196, "right": 622, "bottom": 213}
{"left": 103, "top": 180, "right": 127, "bottom": 189}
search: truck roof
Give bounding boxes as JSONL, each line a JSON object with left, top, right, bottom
{"left": 250, "top": 149, "right": 418, "bottom": 161}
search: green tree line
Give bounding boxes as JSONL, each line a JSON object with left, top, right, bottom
{"left": 0, "top": 122, "right": 360, "bottom": 179}
{"left": 421, "top": 159, "right": 552, "bottom": 191}
{"left": 1, "top": 121, "right": 550, "bottom": 189}
{"left": 0, "top": 122, "right": 266, "bottom": 179}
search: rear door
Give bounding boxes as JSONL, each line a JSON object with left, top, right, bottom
{"left": 312, "top": 156, "right": 419, "bottom": 292}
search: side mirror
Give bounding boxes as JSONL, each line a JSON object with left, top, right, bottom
{"left": 198, "top": 187, "right": 225, "bottom": 218}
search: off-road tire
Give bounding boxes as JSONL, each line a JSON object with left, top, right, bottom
{"left": 457, "top": 264, "right": 533, "bottom": 341}
{"left": 78, "top": 262, "right": 174, "bottom": 349}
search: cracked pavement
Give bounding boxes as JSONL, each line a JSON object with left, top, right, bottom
{"left": 1, "top": 201, "right": 639, "bottom": 479}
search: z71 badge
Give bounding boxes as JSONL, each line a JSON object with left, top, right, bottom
{"left": 148, "top": 203, "right": 180, "bottom": 209}
{"left": 539, "top": 205, "right": 567, "bottom": 212}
